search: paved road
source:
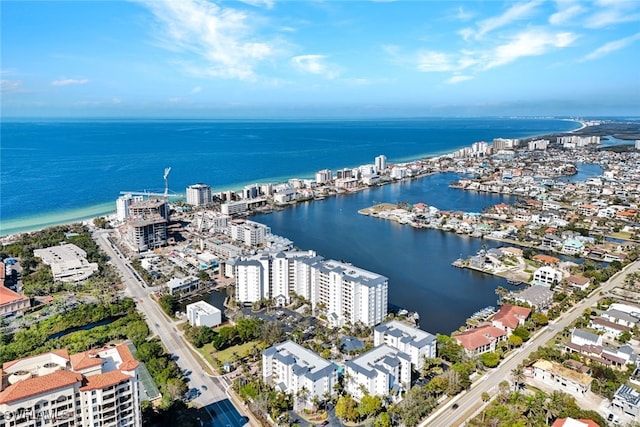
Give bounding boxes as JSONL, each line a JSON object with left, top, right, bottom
{"left": 93, "top": 231, "right": 242, "bottom": 412}
{"left": 423, "top": 260, "right": 640, "bottom": 427}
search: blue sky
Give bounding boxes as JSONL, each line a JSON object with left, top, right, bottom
{"left": 2, "top": 0, "right": 639, "bottom": 117}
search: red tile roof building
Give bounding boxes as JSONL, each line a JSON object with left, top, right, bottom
{"left": 0, "top": 344, "right": 142, "bottom": 427}
{"left": 0, "top": 286, "right": 30, "bottom": 317}
{"left": 551, "top": 418, "right": 600, "bottom": 427}
{"left": 491, "top": 304, "right": 531, "bottom": 334}
{"left": 454, "top": 325, "right": 507, "bottom": 357}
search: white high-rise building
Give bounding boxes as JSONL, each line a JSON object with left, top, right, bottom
{"left": 234, "top": 250, "right": 388, "bottom": 327}
{"left": 315, "top": 169, "right": 333, "bottom": 185}
{"left": 375, "top": 155, "right": 387, "bottom": 172}
{"left": 0, "top": 345, "right": 142, "bottom": 427}
{"left": 316, "top": 260, "right": 388, "bottom": 327}
{"left": 186, "top": 183, "right": 212, "bottom": 207}
{"left": 230, "top": 220, "right": 270, "bottom": 247}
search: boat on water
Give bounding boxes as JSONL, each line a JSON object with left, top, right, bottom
{"left": 506, "top": 278, "right": 523, "bottom": 286}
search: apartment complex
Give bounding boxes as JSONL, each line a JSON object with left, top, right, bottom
{"left": 234, "top": 251, "right": 388, "bottom": 327}
{"left": 373, "top": 320, "right": 436, "bottom": 371}
{"left": 0, "top": 345, "right": 141, "bottom": 427}
{"left": 344, "top": 345, "right": 411, "bottom": 401}
{"left": 262, "top": 341, "right": 337, "bottom": 408}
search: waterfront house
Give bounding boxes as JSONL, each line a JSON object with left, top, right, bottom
{"left": 533, "top": 254, "right": 560, "bottom": 265}
{"left": 512, "top": 286, "right": 554, "bottom": 310}
{"left": 532, "top": 266, "right": 563, "bottom": 287}
{"left": 454, "top": 325, "right": 507, "bottom": 357}
{"left": 562, "top": 238, "right": 585, "bottom": 256}
{"left": 491, "top": 304, "right": 531, "bottom": 334}
{"left": 532, "top": 359, "right": 592, "bottom": 395}
{"left": 566, "top": 275, "right": 591, "bottom": 291}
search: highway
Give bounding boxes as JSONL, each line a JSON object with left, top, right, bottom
{"left": 423, "top": 259, "right": 640, "bottom": 427}
{"left": 92, "top": 230, "right": 246, "bottom": 424}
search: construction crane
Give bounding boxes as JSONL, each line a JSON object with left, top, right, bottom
{"left": 120, "top": 167, "right": 173, "bottom": 199}
{"left": 163, "top": 167, "right": 171, "bottom": 200}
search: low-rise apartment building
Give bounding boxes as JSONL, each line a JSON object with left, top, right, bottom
{"left": 262, "top": 341, "right": 337, "bottom": 408}
{"left": 373, "top": 321, "right": 436, "bottom": 371}
{"left": 344, "top": 345, "right": 411, "bottom": 401}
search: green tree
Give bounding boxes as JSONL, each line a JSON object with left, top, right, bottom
{"left": 531, "top": 312, "right": 549, "bottom": 326}
{"left": 374, "top": 412, "right": 392, "bottom": 427}
{"left": 158, "top": 294, "right": 178, "bottom": 316}
{"left": 508, "top": 334, "right": 523, "bottom": 348}
{"left": 513, "top": 326, "right": 530, "bottom": 341}
{"left": 357, "top": 394, "right": 382, "bottom": 419}
{"left": 480, "top": 352, "right": 500, "bottom": 368}
{"left": 335, "top": 396, "right": 358, "bottom": 422}
{"left": 436, "top": 334, "right": 464, "bottom": 363}
{"left": 619, "top": 330, "right": 632, "bottom": 343}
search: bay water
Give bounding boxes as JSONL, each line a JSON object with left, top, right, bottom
{"left": 1, "top": 118, "right": 585, "bottom": 333}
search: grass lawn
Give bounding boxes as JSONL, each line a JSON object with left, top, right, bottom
{"left": 609, "top": 231, "right": 633, "bottom": 240}
{"left": 199, "top": 340, "right": 264, "bottom": 367}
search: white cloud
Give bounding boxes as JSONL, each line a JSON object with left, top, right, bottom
{"left": 463, "top": 1, "right": 542, "bottom": 40}
{"left": 139, "top": 0, "right": 277, "bottom": 80}
{"left": 549, "top": 3, "right": 586, "bottom": 25}
{"left": 191, "top": 86, "right": 202, "bottom": 94}
{"left": 416, "top": 51, "right": 455, "bottom": 72}
{"left": 585, "top": 0, "right": 640, "bottom": 28}
{"left": 1, "top": 79, "right": 22, "bottom": 93}
{"left": 446, "top": 75, "right": 474, "bottom": 84}
{"left": 483, "top": 29, "right": 578, "bottom": 69}
{"left": 51, "top": 78, "right": 89, "bottom": 86}
{"left": 237, "top": 0, "right": 274, "bottom": 9}
{"left": 291, "top": 54, "right": 339, "bottom": 78}
{"left": 581, "top": 32, "right": 640, "bottom": 61}
{"left": 455, "top": 6, "right": 474, "bottom": 21}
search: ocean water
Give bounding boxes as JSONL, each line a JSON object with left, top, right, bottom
{"left": 0, "top": 118, "right": 580, "bottom": 235}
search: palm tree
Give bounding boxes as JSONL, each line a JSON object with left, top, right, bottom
{"left": 511, "top": 366, "right": 525, "bottom": 391}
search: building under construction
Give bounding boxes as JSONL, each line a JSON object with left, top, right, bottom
{"left": 126, "top": 198, "right": 169, "bottom": 251}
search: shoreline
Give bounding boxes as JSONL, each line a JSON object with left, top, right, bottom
{"left": 0, "top": 118, "right": 585, "bottom": 239}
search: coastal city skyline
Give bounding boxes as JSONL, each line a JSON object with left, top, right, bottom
{"left": 3, "top": 0, "right": 640, "bottom": 118}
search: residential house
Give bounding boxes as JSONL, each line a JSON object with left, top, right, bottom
{"left": 512, "top": 285, "right": 554, "bottom": 310}
{"left": 532, "top": 266, "right": 562, "bottom": 287}
{"left": 532, "top": 359, "right": 592, "bottom": 395}
{"left": 612, "top": 384, "right": 640, "bottom": 417}
{"left": 454, "top": 325, "right": 507, "bottom": 357}
{"left": 491, "top": 304, "right": 531, "bottom": 335}
{"left": 566, "top": 275, "right": 591, "bottom": 291}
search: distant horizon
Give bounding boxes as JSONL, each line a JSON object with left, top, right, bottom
{"left": 2, "top": 114, "right": 639, "bottom": 122}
